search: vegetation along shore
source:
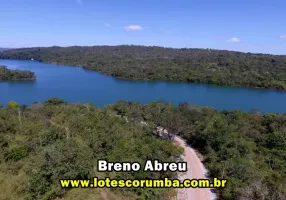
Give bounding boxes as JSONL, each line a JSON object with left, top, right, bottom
{"left": 0, "top": 45, "right": 286, "bottom": 90}
{"left": 0, "top": 65, "right": 36, "bottom": 81}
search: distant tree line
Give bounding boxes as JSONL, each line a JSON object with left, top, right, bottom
{"left": 0, "top": 48, "right": 9, "bottom": 52}
{"left": 0, "top": 45, "right": 286, "bottom": 90}
{"left": 0, "top": 65, "right": 36, "bottom": 81}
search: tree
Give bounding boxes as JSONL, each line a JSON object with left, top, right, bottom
{"left": 7, "top": 101, "right": 18, "bottom": 109}
{"left": 1, "top": 46, "right": 286, "bottom": 90}
{"left": 44, "top": 98, "right": 66, "bottom": 106}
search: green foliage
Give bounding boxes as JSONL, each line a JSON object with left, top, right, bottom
{"left": 44, "top": 98, "right": 67, "bottom": 106}
{"left": 1, "top": 99, "right": 286, "bottom": 199}
{"left": 19, "top": 104, "right": 27, "bottom": 111}
{"left": 0, "top": 101, "right": 182, "bottom": 200}
{"left": 4, "top": 144, "right": 28, "bottom": 161}
{"left": 26, "top": 139, "right": 93, "bottom": 199}
{"left": 109, "top": 101, "right": 286, "bottom": 200}
{"left": 1, "top": 46, "right": 286, "bottom": 90}
{"left": 39, "top": 127, "right": 63, "bottom": 146}
{"left": 0, "top": 65, "right": 36, "bottom": 81}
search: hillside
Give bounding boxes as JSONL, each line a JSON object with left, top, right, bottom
{"left": 0, "top": 99, "right": 182, "bottom": 200}
{"left": 0, "top": 65, "right": 36, "bottom": 81}
{"left": 109, "top": 101, "right": 286, "bottom": 200}
{"left": 1, "top": 99, "right": 286, "bottom": 200}
{"left": 0, "top": 46, "right": 286, "bottom": 90}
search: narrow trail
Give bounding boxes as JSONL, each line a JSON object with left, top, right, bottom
{"left": 51, "top": 113, "right": 215, "bottom": 199}
{"left": 174, "top": 136, "right": 215, "bottom": 200}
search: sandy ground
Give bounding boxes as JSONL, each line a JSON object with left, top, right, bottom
{"left": 174, "top": 136, "right": 216, "bottom": 200}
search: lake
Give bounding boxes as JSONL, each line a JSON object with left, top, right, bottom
{"left": 1, "top": 59, "right": 286, "bottom": 113}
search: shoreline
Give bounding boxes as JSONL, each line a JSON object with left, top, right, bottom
{"left": 0, "top": 78, "right": 36, "bottom": 81}
{"left": 1, "top": 58, "right": 285, "bottom": 92}
{"left": 0, "top": 64, "right": 36, "bottom": 81}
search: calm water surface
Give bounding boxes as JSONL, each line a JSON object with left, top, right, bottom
{"left": 1, "top": 59, "right": 286, "bottom": 113}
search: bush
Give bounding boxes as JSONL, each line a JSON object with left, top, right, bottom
{"left": 5, "top": 144, "right": 28, "bottom": 161}
{"left": 7, "top": 101, "right": 19, "bottom": 109}
{"left": 44, "top": 98, "right": 67, "bottom": 106}
{"left": 26, "top": 139, "right": 93, "bottom": 199}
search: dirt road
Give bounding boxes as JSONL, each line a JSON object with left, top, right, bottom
{"left": 175, "top": 136, "right": 215, "bottom": 200}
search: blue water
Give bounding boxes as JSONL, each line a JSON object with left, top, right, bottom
{"left": 1, "top": 59, "right": 286, "bottom": 113}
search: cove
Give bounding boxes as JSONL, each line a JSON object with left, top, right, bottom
{"left": 1, "top": 59, "right": 286, "bottom": 113}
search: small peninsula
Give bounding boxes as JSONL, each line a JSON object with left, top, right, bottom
{"left": 0, "top": 65, "right": 36, "bottom": 81}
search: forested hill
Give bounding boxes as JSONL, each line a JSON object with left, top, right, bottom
{"left": 1, "top": 99, "right": 286, "bottom": 200}
{"left": 1, "top": 45, "right": 286, "bottom": 90}
{"left": 110, "top": 101, "right": 286, "bottom": 200}
{"left": 0, "top": 99, "right": 183, "bottom": 200}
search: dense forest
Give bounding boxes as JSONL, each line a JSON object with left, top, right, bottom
{"left": 0, "top": 99, "right": 182, "bottom": 200}
{"left": 0, "top": 65, "right": 36, "bottom": 81}
{"left": 1, "top": 46, "right": 286, "bottom": 90}
{"left": 108, "top": 101, "right": 286, "bottom": 200}
{"left": 1, "top": 99, "right": 286, "bottom": 199}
